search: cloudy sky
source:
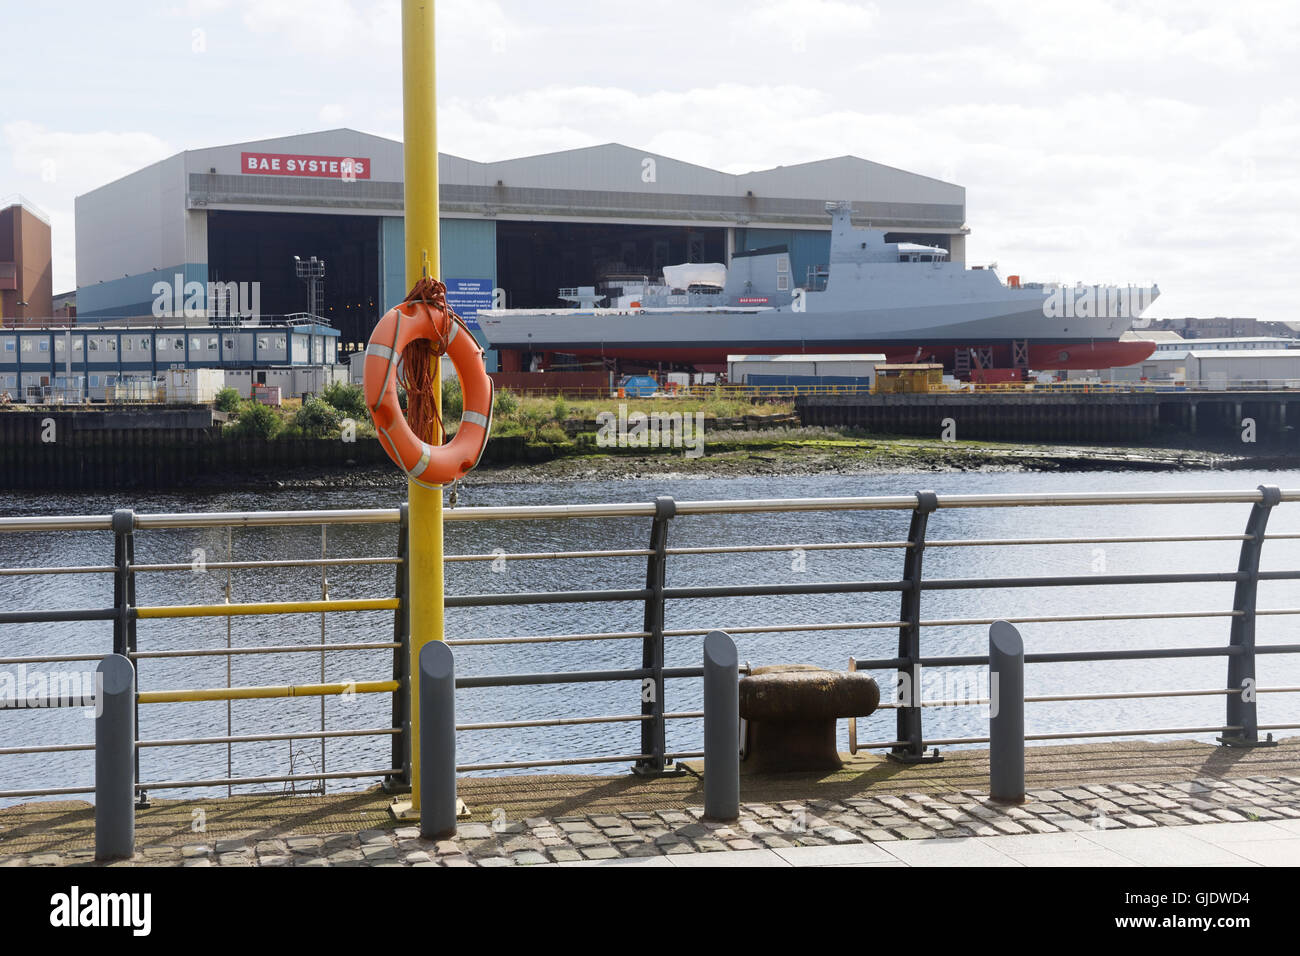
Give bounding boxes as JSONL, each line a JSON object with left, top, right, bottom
{"left": 2, "top": 0, "right": 1297, "bottom": 320}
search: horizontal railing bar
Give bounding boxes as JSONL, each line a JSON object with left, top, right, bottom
{"left": 0, "top": 565, "right": 116, "bottom": 576}
{"left": 1, "top": 696, "right": 96, "bottom": 709}
{"left": 666, "top": 541, "right": 910, "bottom": 555}
{"left": 455, "top": 667, "right": 651, "bottom": 689}
{"left": 456, "top": 754, "right": 650, "bottom": 771}
{"left": 0, "top": 742, "right": 94, "bottom": 756}
{"left": 917, "top": 610, "right": 1241, "bottom": 627}
{"left": 138, "top": 728, "right": 400, "bottom": 748}
{"left": 455, "top": 711, "right": 706, "bottom": 731}
{"left": 663, "top": 533, "right": 1254, "bottom": 557}
{"left": 0, "top": 533, "right": 1256, "bottom": 577}
{"left": 3, "top": 727, "right": 399, "bottom": 756}
{"left": 921, "top": 571, "right": 1249, "bottom": 590}
{"left": 927, "top": 534, "right": 1253, "bottom": 547}
{"left": 0, "top": 515, "right": 114, "bottom": 532}
{"left": 447, "top": 631, "right": 650, "bottom": 646}
{"left": 3, "top": 490, "right": 1298, "bottom": 536}
{"left": 447, "top": 549, "right": 652, "bottom": 562}
{"left": 0, "top": 785, "right": 97, "bottom": 798}
{"left": 849, "top": 646, "right": 1253, "bottom": 669}
{"left": 458, "top": 714, "right": 649, "bottom": 731}
{"left": 131, "top": 557, "right": 401, "bottom": 572}
{"left": 862, "top": 726, "right": 1243, "bottom": 748}
{"left": 666, "top": 621, "right": 908, "bottom": 637}
{"left": 1026, "top": 687, "right": 1237, "bottom": 702}
{"left": 0, "top": 608, "right": 116, "bottom": 625}
{"left": 138, "top": 680, "right": 399, "bottom": 704}
{"left": 0, "top": 768, "right": 403, "bottom": 800}
{"left": 447, "top": 588, "right": 649, "bottom": 608}
{"left": 134, "top": 510, "right": 401, "bottom": 529}
{"left": 138, "top": 768, "right": 401, "bottom": 790}
{"left": 447, "top": 587, "right": 650, "bottom": 608}
{"left": 457, "top": 664, "right": 724, "bottom": 690}
{"left": 131, "top": 642, "right": 399, "bottom": 659}
{"left": 0, "top": 653, "right": 108, "bottom": 665}
{"left": 669, "top": 490, "right": 1287, "bottom": 514}
{"left": 664, "top": 580, "right": 907, "bottom": 600}
{"left": 135, "top": 598, "right": 399, "bottom": 618}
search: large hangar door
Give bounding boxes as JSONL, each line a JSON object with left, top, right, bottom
{"left": 495, "top": 222, "right": 725, "bottom": 308}
{"left": 207, "top": 210, "right": 381, "bottom": 352}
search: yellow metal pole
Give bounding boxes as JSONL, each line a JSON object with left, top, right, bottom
{"left": 401, "top": 0, "right": 442, "bottom": 817}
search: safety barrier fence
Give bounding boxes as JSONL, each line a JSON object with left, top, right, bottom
{"left": 2, "top": 487, "right": 1300, "bottom": 801}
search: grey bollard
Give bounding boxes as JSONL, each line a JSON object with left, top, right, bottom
{"left": 95, "top": 654, "right": 136, "bottom": 861}
{"left": 703, "top": 630, "right": 739, "bottom": 821}
{"left": 419, "top": 641, "right": 458, "bottom": 839}
{"left": 989, "top": 620, "right": 1025, "bottom": 804}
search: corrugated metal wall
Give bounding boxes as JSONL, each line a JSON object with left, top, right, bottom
{"left": 381, "top": 217, "right": 498, "bottom": 371}
{"left": 733, "top": 228, "right": 829, "bottom": 288}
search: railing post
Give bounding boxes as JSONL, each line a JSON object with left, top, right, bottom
{"left": 110, "top": 508, "right": 145, "bottom": 806}
{"left": 95, "top": 653, "right": 135, "bottom": 861}
{"left": 989, "top": 621, "right": 1025, "bottom": 803}
{"left": 385, "top": 502, "right": 412, "bottom": 792}
{"left": 635, "top": 495, "right": 676, "bottom": 776}
{"left": 890, "top": 490, "right": 942, "bottom": 763}
{"left": 1221, "top": 484, "right": 1281, "bottom": 748}
{"left": 418, "top": 641, "right": 457, "bottom": 839}
{"left": 703, "top": 630, "right": 739, "bottom": 821}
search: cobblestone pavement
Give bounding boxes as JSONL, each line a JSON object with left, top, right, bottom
{"left": 5, "top": 773, "right": 1300, "bottom": 867}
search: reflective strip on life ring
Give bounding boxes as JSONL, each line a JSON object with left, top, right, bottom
{"left": 363, "top": 298, "right": 493, "bottom": 488}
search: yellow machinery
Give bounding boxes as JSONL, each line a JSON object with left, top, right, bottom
{"left": 871, "top": 363, "right": 945, "bottom": 394}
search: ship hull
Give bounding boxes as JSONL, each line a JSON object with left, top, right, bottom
{"left": 493, "top": 338, "right": 1155, "bottom": 371}
{"left": 481, "top": 297, "right": 1157, "bottom": 371}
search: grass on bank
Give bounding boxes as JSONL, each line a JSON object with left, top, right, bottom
{"left": 217, "top": 380, "right": 794, "bottom": 445}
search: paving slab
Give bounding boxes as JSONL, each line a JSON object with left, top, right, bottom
{"left": 881, "top": 837, "right": 1023, "bottom": 867}
{"left": 772, "top": 843, "right": 896, "bottom": 866}
{"left": 1079, "top": 828, "right": 1260, "bottom": 866}
{"left": 668, "top": 849, "right": 789, "bottom": 867}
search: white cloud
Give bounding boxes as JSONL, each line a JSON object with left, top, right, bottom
{"left": 2, "top": 0, "right": 1297, "bottom": 317}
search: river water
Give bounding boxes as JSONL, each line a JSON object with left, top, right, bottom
{"left": 2, "top": 467, "right": 1299, "bottom": 804}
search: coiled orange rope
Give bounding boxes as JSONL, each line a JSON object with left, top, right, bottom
{"left": 396, "top": 277, "right": 460, "bottom": 444}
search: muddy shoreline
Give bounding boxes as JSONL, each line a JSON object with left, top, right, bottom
{"left": 204, "top": 434, "right": 1299, "bottom": 492}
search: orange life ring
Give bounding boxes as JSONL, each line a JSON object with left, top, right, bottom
{"left": 363, "top": 298, "right": 493, "bottom": 488}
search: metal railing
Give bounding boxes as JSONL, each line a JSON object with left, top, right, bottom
{"left": 2, "top": 486, "right": 1299, "bottom": 800}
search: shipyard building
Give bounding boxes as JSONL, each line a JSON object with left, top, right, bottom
{"left": 74, "top": 129, "right": 969, "bottom": 372}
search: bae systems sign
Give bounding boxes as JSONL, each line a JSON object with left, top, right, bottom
{"left": 240, "top": 152, "right": 371, "bottom": 179}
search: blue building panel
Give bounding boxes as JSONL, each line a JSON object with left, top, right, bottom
{"left": 77, "top": 264, "right": 210, "bottom": 319}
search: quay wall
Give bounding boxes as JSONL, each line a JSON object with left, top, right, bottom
{"left": 796, "top": 392, "right": 1300, "bottom": 444}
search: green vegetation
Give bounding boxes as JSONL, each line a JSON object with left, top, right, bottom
{"left": 294, "top": 397, "right": 343, "bottom": 437}
{"left": 218, "top": 383, "right": 792, "bottom": 452}
{"left": 322, "top": 380, "right": 368, "bottom": 419}
{"left": 214, "top": 386, "right": 241, "bottom": 414}
{"left": 232, "top": 399, "right": 281, "bottom": 439}
{"left": 441, "top": 377, "right": 463, "bottom": 423}
{"left": 492, "top": 388, "right": 519, "bottom": 417}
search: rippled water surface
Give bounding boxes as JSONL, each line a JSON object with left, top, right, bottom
{"left": 3, "top": 468, "right": 1299, "bottom": 804}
